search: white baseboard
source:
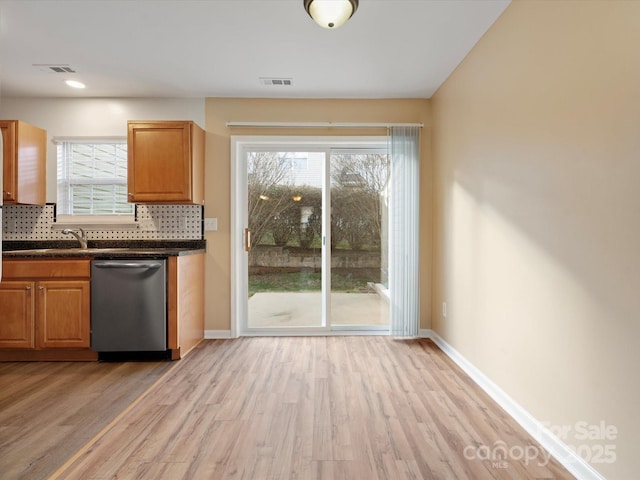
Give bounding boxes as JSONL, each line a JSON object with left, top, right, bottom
{"left": 426, "top": 330, "right": 606, "bottom": 480}
{"left": 419, "top": 328, "right": 433, "bottom": 338}
{"left": 204, "top": 330, "right": 232, "bottom": 339}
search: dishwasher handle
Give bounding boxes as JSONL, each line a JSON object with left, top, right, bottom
{"left": 93, "top": 261, "right": 164, "bottom": 269}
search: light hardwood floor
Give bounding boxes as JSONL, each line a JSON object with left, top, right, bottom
{"left": 0, "top": 359, "right": 173, "bottom": 480}
{"left": 45, "top": 337, "right": 574, "bottom": 480}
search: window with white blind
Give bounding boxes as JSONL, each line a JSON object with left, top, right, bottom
{"left": 56, "top": 138, "right": 134, "bottom": 218}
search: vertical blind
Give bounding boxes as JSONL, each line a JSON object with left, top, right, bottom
{"left": 56, "top": 139, "right": 133, "bottom": 215}
{"left": 389, "top": 126, "right": 421, "bottom": 337}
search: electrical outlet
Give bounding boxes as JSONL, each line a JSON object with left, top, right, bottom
{"left": 204, "top": 218, "right": 218, "bottom": 231}
{"left": 442, "top": 302, "right": 447, "bottom": 318}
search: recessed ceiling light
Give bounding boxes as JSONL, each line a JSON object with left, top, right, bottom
{"left": 65, "top": 80, "right": 86, "bottom": 89}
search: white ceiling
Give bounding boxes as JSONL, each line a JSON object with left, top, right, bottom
{"left": 0, "top": 0, "right": 510, "bottom": 99}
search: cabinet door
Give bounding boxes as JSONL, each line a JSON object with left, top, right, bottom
{"left": 16, "top": 121, "right": 47, "bottom": 205}
{"left": 1, "top": 121, "right": 17, "bottom": 204}
{"left": 0, "top": 120, "right": 46, "bottom": 205}
{"left": 128, "top": 121, "right": 192, "bottom": 202}
{"left": 0, "top": 281, "right": 35, "bottom": 349}
{"left": 36, "top": 281, "right": 90, "bottom": 349}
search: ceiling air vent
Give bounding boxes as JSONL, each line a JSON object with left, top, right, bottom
{"left": 33, "top": 64, "right": 76, "bottom": 73}
{"left": 260, "top": 77, "right": 293, "bottom": 86}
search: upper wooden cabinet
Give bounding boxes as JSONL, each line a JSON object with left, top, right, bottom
{"left": 1, "top": 120, "right": 47, "bottom": 205}
{"left": 127, "top": 120, "right": 205, "bottom": 204}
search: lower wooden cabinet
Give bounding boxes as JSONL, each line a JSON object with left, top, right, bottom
{"left": 37, "top": 280, "right": 90, "bottom": 348}
{"left": 0, "top": 279, "right": 90, "bottom": 349}
{"left": 0, "top": 259, "right": 94, "bottom": 360}
{"left": 0, "top": 254, "right": 204, "bottom": 361}
{"left": 168, "top": 253, "right": 205, "bottom": 360}
{"left": 0, "top": 281, "right": 35, "bottom": 349}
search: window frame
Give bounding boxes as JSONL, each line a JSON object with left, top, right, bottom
{"left": 54, "top": 136, "right": 136, "bottom": 227}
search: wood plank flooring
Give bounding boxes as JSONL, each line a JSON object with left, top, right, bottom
{"left": 47, "top": 338, "right": 574, "bottom": 480}
{"left": 0, "top": 359, "right": 174, "bottom": 480}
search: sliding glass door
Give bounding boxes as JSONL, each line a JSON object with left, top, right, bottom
{"left": 246, "top": 151, "right": 325, "bottom": 329}
{"left": 237, "top": 138, "right": 389, "bottom": 334}
{"left": 330, "top": 151, "right": 389, "bottom": 330}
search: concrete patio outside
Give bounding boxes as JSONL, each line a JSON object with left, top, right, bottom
{"left": 248, "top": 291, "right": 389, "bottom": 328}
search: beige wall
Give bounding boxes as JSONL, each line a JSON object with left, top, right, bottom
{"left": 431, "top": 1, "right": 640, "bottom": 478}
{"left": 204, "top": 98, "right": 432, "bottom": 332}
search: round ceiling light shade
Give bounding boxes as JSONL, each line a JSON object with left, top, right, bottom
{"left": 304, "top": 0, "right": 359, "bottom": 29}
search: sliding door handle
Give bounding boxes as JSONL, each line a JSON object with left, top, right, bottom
{"left": 244, "top": 228, "right": 251, "bottom": 252}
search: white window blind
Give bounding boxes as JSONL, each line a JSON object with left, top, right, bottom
{"left": 56, "top": 139, "right": 133, "bottom": 216}
{"left": 389, "top": 126, "right": 421, "bottom": 337}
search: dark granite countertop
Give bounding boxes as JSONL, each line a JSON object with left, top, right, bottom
{"left": 2, "top": 240, "right": 206, "bottom": 259}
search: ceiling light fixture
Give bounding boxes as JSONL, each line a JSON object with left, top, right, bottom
{"left": 65, "top": 79, "right": 86, "bottom": 89}
{"left": 304, "top": 0, "right": 358, "bottom": 29}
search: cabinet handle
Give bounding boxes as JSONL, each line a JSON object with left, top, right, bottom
{"left": 25, "top": 286, "right": 31, "bottom": 290}
{"left": 5, "top": 192, "right": 11, "bottom": 196}
{"left": 38, "top": 286, "right": 44, "bottom": 290}
{"left": 128, "top": 193, "right": 133, "bottom": 197}
{"left": 244, "top": 228, "right": 251, "bottom": 252}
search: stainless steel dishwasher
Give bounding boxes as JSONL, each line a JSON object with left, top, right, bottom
{"left": 91, "top": 259, "right": 167, "bottom": 353}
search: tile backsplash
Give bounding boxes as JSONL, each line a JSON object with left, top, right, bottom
{"left": 2, "top": 204, "right": 203, "bottom": 241}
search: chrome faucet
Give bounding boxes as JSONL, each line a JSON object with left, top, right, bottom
{"left": 62, "top": 228, "right": 88, "bottom": 249}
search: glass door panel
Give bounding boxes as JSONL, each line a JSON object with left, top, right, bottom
{"left": 247, "top": 151, "right": 324, "bottom": 329}
{"left": 330, "top": 151, "right": 390, "bottom": 328}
